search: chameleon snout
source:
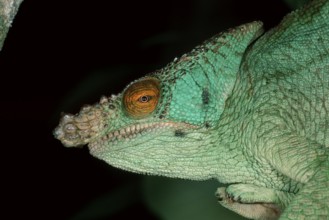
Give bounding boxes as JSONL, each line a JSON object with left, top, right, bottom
{"left": 54, "top": 104, "right": 107, "bottom": 148}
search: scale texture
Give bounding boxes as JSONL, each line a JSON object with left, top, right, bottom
{"left": 54, "top": 0, "right": 329, "bottom": 219}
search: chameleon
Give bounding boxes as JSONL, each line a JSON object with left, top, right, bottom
{"left": 54, "top": 0, "right": 329, "bottom": 219}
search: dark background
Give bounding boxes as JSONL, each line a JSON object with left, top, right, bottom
{"left": 0, "top": 0, "right": 295, "bottom": 219}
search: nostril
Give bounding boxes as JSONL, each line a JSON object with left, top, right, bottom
{"left": 64, "top": 123, "right": 77, "bottom": 133}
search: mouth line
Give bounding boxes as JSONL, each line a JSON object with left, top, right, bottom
{"left": 97, "top": 121, "right": 197, "bottom": 143}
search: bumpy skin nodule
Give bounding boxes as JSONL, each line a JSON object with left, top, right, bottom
{"left": 54, "top": 0, "right": 329, "bottom": 219}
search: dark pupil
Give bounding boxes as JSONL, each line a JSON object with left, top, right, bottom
{"left": 139, "top": 96, "right": 150, "bottom": 103}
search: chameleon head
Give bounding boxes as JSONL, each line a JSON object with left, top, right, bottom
{"left": 54, "top": 22, "right": 263, "bottom": 179}
{"left": 54, "top": 75, "right": 215, "bottom": 179}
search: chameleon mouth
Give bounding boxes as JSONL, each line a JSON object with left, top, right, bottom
{"left": 88, "top": 121, "right": 197, "bottom": 149}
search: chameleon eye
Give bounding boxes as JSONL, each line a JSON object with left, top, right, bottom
{"left": 123, "top": 77, "right": 160, "bottom": 119}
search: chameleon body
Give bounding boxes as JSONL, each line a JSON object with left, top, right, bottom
{"left": 54, "top": 0, "right": 329, "bottom": 219}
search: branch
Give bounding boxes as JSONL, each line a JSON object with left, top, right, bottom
{"left": 0, "top": 0, "right": 23, "bottom": 51}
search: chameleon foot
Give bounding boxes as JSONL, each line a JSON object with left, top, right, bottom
{"left": 215, "top": 186, "right": 282, "bottom": 220}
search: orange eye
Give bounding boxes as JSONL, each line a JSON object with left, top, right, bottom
{"left": 123, "top": 77, "right": 160, "bottom": 119}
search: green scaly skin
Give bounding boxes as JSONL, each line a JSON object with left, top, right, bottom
{"left": 54, "top": 0, "right": 329, "bottom": 219}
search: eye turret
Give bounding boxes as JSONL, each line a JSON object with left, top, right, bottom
{"left": 123, "top": 77, "right": 160, "bottom": 119}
